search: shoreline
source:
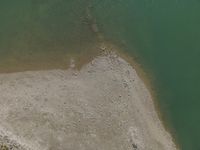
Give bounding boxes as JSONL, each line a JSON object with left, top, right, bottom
{"left": 102, "top": 43, "right": 180, "bottom": 149}
{"left": 0, "top": 49, "right": 177, "bottom": 150}
{"left": 116, "top": 50, "right": 180, "bottom": 150}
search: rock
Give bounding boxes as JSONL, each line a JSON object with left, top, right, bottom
{"left": 132, "top": 143, "right": 138, "bottom": 149}
{"left": 69, "top": 58, "right": 75, "bottom": 68}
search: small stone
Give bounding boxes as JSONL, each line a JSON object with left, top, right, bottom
{"left": 132, "top": 143, "right": 138, "bottom": 149}
{"left": 70, "top": 58, "right": 75, "bottom": 68}
{"left": 72, "top": 72, "right": 78, "bottom": 76}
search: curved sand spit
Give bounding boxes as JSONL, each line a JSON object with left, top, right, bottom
{"left": 0, "top": 52, "right": 177, "bottom": 150}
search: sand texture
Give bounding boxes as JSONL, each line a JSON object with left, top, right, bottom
{"left": 0, "top": 53, "right": 177, "bottom": 150}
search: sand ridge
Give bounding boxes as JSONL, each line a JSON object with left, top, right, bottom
{"left": 0, "top": 52, "right": 177, "bottom": 150}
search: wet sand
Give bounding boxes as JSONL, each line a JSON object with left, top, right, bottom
{"left": 0, "top": 48, "right": 177, "bottom": 150}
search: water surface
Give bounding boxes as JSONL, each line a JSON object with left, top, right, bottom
{"left": 91, "top": 0, "right": 200, "bottom": 149}
{"left": 1, "top": 1, "right": 200, "bottom": 149}
{"left": 0, "top": 0, "right": 99, "bottom": 72}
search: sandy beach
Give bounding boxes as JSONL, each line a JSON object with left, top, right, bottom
{"left": 0, "top": 51, "right": 177, "bottom": 150}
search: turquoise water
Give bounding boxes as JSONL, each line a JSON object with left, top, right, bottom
{"left": 91, "top": 0, "right": 200, "bottom": 149}
{"left": 1, "top": 1, "right": 200, "bottom": 149}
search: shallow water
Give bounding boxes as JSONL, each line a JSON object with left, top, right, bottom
{"left": 0, "top": 0, "right": 99, "bottom": 72}
{"left": 0, "top": 0, "right": 200, "bottom": 149}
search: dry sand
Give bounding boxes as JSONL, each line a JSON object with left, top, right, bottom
{"left": 0, "top": 52, "right": 177, "bottom": 150}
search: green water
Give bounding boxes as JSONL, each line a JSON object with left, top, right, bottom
{"left": 91, "top": 0, "right": 200, "bottom": 149}
{"left": 0, "top": 0, "right": 200, "bottom": 149}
